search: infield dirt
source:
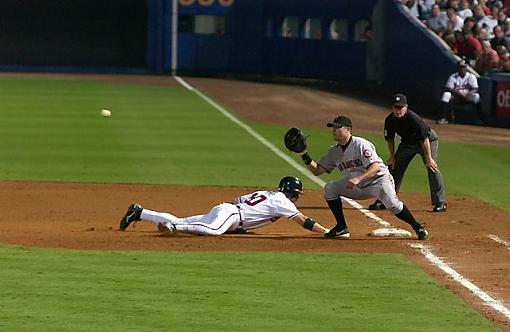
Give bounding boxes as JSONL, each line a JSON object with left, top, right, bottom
{"left": 0, "top": 74, "right": 509, "bottom": 330}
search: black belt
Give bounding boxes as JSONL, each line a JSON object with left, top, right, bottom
{"left": 235, "top": 204, "right": 244, "bottom": 227}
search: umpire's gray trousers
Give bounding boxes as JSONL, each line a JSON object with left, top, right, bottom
{"left": 391, "top": 139, "right": 445, "bottom": 206}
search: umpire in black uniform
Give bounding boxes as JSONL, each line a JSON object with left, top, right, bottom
{"left": 369, "top": 94, "right": 447, "bottom": 212}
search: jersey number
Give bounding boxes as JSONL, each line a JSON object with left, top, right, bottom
{"left": 245, "top": 194, "right": 267, "bottom": 206}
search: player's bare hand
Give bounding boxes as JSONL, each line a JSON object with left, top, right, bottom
{"left": 347, "top": 177, "right": 360, "bottom": 189}
{"left": 386, "top": 157, "right": 395, "bottom": 169}
{"left": 425, "top": 159, "right": 439, "bottom": 173}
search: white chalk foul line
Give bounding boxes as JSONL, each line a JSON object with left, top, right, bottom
{"left": 410, "top": 243, "right": 510, "bottom": 320}
{"left": 488, "top": 234, "right": 510, "bottom": 249}
{"left": 177, "top": 76, "right": 510, "bottom": 319}
{"left": 174, "top": 76, "right": 396, "bottom": 229}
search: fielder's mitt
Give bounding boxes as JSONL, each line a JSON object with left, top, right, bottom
{"left": 284, "top": 127, "right": 307, "bottom": 153}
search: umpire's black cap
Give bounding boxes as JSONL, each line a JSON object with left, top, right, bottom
{"left": 327, "top": 115, "right": 352, "bottom": 128}
{"left": 392, "top": 94, "right": 408, "bottom": 107}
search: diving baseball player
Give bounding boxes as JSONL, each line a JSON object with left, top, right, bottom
{"left": 294, "top": 115, "right": 429, "bottom": 240}
{"left": 119, "top": 176, "right": 330, "bottom": 236}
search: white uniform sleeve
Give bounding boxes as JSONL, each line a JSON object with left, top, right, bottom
{"left": 271, "top": 193, "right": 300, "bottom": 219}
{"left": 237, "top": 193, "right": 251, "bottom": 203}
{"left": 468, "top": 73, "right": 479, "bottom": 90}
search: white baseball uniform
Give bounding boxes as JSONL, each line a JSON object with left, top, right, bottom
{"left": 318, "top": 136, "right": 404, "bottom": 214}
{"left": 441, "top": 71, "right": 480, "bottom": 104}
{"left": 139, "top": 190, "right": 300, "bottom": 235}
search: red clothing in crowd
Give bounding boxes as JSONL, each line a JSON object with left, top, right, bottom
{"left": 455, "top": 35, "right": 482, "bottom": 60}
{"left": 481, "top": 4, "right": 491, "bottom": 16}
{"left": 477, "top": 48, "right": 499, "bottom": 73}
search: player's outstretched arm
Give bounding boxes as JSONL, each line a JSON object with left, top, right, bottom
{"left": 299, "top": 151, "right": 327, "bottom": 176}
{"left": 291, "top": 213, "right": 330, "bottom": 234}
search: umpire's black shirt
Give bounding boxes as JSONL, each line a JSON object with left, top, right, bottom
{"left": 384, "top": 109, "right": 437, "bottom": 144}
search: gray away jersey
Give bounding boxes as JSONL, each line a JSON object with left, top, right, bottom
{"left": 318, "top": 136, "right": 389, "bottom": 187}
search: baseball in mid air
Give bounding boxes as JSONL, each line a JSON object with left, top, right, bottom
{"left": 100, "top": 109, "right": 112, "bottom": 117}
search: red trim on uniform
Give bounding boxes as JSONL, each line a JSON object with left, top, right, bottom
{"left": 187, "top": 213, "right": 239, "bottom": 232}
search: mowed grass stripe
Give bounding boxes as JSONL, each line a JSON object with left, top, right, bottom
{"left": 0, "top": 78, "right": 300, "bottom": 186}
{"left": 0, "top": 246, "right": 498, "bottom": 331}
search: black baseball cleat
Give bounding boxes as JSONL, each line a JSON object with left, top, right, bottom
{"left": 417, "top": 228, "right": 429, "bottom": 240}
{"left": 325, "top": 225, "right": 350, "bottom": 239}
{"left": 368, "top": 200, "right": 386, "bottom": 210}
{"left": 432, "top": 202, "right": 447, "bottom": 213}
{"left": 119, "top": 203, "right": 143, "bottom": 231}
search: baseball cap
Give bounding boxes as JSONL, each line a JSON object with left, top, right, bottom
{"left": 458, "top": 59, "right": 467, "bottom": 67}
{"left": 327, "top": 115, "right": 352, "bottom": 128}
{"left": 392, "top": 94, "right": 407, "bottom": 107}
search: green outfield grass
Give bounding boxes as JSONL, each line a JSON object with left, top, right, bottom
{"left": 0, "top": 77, "right": 506, "bottom": 330}
{"left": 0, "top": 78, "right": 301, "bottom": 186}
{"left": 0, "top": 245, "right": 498, "bottom": 331}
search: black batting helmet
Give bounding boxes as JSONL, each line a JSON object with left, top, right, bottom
{"left": 278, "top": 176, "right": 304, "bottom": 198}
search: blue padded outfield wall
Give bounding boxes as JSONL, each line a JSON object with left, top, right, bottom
{"left": 146, "top": 0, "right": 378, "bottom": 81}
{"left": 0, "top": 0, "right": 508, "bottom": 125}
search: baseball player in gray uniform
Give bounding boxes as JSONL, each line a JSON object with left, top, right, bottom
{"left": 297, "top": 115, "right": 429, "bottom": 240}
{"left": 119, "top": 176, "right": 330, "bottom": 236}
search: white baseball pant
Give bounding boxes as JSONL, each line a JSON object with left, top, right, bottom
{"left": 441, "top": 91, "right": 480, "bottom": 103}
{"left": 140, "top": 203, "right": 241, "bottom": 235}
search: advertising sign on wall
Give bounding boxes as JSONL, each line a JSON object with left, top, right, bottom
{"left": 495, "top": 81, "right": 510, "bottom": 119}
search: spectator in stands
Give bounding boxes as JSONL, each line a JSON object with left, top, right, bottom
{"left": 401, "top": 0, "right": 421, "bottom": 17}
{"left": 427, "top": 4, "right": 449, "bottom": 36}
{"left": 463, "top": 16, "right": 477, "bottom": 33}
{"left": 434, "top": 0, "right": 446, "bottom": 10}
{"left": 444, "top": 32, "right": 458, "bottom": 51}
{"left": 487, "top": 0, "right": 504, "bottom": 9}
{"left": 496, "top": 45, "right": 510, "bottom": 70}
{"left": 454, "top": 30, "right": 483, "bottom": 64}
{"left": 479, "top": 0, "right": 492, "bottom": 15}
{"left": 420, "top": 0, "right": 437, "bottom": 19}
{"left": 472, "top": 5, "right": 485, "bottom": 25}
{"left": 479, "top": 26, "right": 492, "bottom": 40}
{"left": 458, "top": 0, "right": 475, "bottom": 19}
{"left": 503, "top": 19, "right": 510, "bottom": 42}
{"left": 476, "top": 40, "right": 500, "bottom": 73}
{"left": 446, "top": 7, "right": 465, "bottom": 33}
{"left": 438, "top": 59, "right": 484, "bottom": 124}
{"left": 447, "top": 0, "right": 461, "bottom": 11}
{"left": 478, "top": 5, "right": 500, "bottom": 38}
{"left": 497, "top": 6, "right": 510, "bottom": 24}
{"left": 490, "top": 25, "right": 510, "bottom": 49}
{"left": 505, "top": 1, "right": 510, "bottom": 15}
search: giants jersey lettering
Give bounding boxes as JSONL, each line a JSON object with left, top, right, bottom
{"left": 318, "top": 136, "right": 390, "bottom": 187}
{"left": 234, "top": 191, "right": 300, "bottom": 230}
{"left": 338, "top": 159, "right": 363, "bottom": 171}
